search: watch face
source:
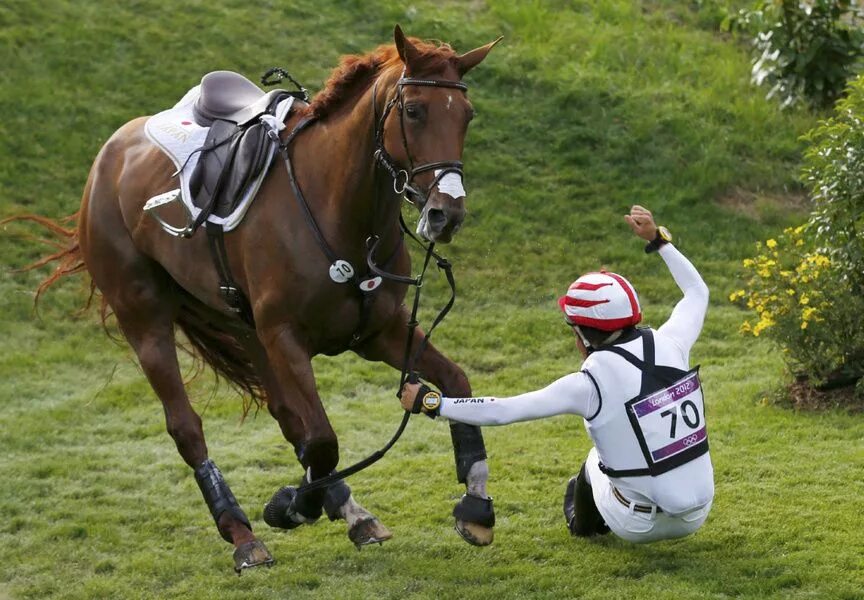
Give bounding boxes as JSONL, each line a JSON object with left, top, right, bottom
{"left": 421, "top": 391, "right": 441, "bottom": 411}
{"left": 658, "top": 226, "right": 672, "bottom": 242}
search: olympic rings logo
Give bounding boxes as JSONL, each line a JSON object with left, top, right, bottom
{"left": 682, "top": 434, "right": 700, "bottom": 446}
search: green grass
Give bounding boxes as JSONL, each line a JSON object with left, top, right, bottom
{"left": 2, "top": 1, "right": 862, "bottom": 599}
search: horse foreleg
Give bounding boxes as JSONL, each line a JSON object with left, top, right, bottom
{"left": 357, "top": 312, "right": 495, "bottom": 546}
{"left": 248, "top": 326, "right": 393, "bottom": 548}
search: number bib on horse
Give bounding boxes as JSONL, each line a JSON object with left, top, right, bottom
{"left": 625, "top": 368, "right": 708, "bottom": 476}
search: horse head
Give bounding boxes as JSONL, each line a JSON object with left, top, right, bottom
{"left": 380, "top": 25, "right": 501, "bottom": 243}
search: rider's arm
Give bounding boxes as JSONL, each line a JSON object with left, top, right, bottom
{"left": 437, "top": 371, "right": 599, "bottom": 426}
{"left": 656, "top": 243, "right": 709, "bottom": 354}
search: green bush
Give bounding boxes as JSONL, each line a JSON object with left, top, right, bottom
{"left": 725, "top": 0, "right": 864, "bottom": 108}
{"left": 733, "top": 75, "right": 864, "bottom": 394}
{"left": 802, "top": 75, "right": 864, "bottom": 290}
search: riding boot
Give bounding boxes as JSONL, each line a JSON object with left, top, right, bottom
{"left": 564, "top": 462, "right": 610, "bottom": 537}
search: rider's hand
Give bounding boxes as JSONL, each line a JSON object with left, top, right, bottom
{"left": 400, "top": 382, "right": 421, "bottom": 411}
{"left": 625, "top": 205, "right": 658, "bottom": 242}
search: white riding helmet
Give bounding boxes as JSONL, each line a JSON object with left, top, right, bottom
{"left": 557, "top": 271, "right": 642, "bottom": 332}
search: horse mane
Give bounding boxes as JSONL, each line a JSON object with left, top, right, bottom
{"left": 307, "top": 38, "right": 459, "bottom": 119}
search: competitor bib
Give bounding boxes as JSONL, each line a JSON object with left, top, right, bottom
{"left": 625, "top": 367, "right": 708, "bottom": 475}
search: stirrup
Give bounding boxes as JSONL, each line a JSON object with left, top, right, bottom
{"left": 143, "top": 189, "right": 196, "bottom": 238}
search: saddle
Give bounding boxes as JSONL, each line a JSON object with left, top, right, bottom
{"left": 188, "top": 71, "right": 301, "bottom": 227}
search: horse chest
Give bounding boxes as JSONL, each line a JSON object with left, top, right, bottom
{"left": 301, "top": 283, "right": 403, "bottom": 355}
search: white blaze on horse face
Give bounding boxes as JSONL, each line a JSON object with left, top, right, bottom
{"left": 434, "top": 169, "right": 466, "bottom": 199}
{"left": 446, "top": 93, "right": 453, "bottom": 111}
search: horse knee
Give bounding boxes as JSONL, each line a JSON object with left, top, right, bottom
{"left": 433, "top": 362, "right": 471, "bottom": 397}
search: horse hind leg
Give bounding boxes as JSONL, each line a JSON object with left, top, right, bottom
{"left": 239, "top": 332, "right": 392, "bottom": 548}
{"left": 84, "top": 249, "right": 272, "bottom": 571}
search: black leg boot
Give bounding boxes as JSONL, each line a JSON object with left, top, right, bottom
{"left": 563, "top": 462, "right": 610, "bottom": 537}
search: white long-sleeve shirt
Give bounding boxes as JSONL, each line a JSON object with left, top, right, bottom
{"left": 439, "top": 244, "right": 708, "bottom": 424}
{"left": 439, "top": 244, "right": 712, "bottom": 513}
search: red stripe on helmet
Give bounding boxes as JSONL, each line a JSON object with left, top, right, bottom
{"left": 565, "top": 297, "right": 610, "bottom": 308}
{"left": 572, "top": 281, "right": 613, "bottom": 292}
{"left": 569, "top": 314, "right": 640, "bottom": 331}
{"left": 605, "top": 272, "right": 641, "bottom": 323}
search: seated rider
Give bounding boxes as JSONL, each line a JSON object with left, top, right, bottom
{"left": 400, "top": 205, "right": 714, "bottom": 543}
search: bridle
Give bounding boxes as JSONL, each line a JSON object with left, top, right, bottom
{"left": 372, "top": 68, "right": 469, "bottom": 208}
{"left": 275, "top": 67, "right": 470, "bottom": 495}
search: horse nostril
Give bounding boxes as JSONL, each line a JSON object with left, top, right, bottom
{"left": 427, "top": 208, "right": 447, "bottom": 232}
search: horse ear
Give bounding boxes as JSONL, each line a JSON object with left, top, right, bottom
{"left": 457, "top": 36, "right": 503, "bottom": 76}
{"left": 394, "top": 24, "right": 420, "bottom": 70}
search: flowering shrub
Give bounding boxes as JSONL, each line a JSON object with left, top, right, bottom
{"left": 732, "top": 226, "right": 864, "bottom": 389}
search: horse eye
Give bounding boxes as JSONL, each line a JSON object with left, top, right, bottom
{"left": 405, "top": 104, "right": 423, "bottom": 120}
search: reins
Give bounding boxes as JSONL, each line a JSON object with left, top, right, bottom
{"left": 278, "top": 69, "right": 465, "bottom": 495}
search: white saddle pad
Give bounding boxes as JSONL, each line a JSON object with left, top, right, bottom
{"left": 144, "top": 86, "right": 294, "bottom": 232}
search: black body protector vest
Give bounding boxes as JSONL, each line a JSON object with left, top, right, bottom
{"left": 597, "top": 330, "right": 709, "bottom": 478}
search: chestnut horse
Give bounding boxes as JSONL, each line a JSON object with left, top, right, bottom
{"left": 25, "top": 26, "right": 501, "bottom": 571}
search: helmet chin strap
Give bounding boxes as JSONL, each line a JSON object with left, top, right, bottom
{"left": 574, "top": 325, "right": 624, "bottom": 349}
{"left": 573, "top": 324, "right": 593, "bottom": 349}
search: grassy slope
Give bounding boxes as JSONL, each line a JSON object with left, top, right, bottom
{"left": 1, "top": 1, "right": 862, "bottom": 598}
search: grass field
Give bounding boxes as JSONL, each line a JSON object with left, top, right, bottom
{"left": 2, "top": 1, "right": 863, "bottom": 599}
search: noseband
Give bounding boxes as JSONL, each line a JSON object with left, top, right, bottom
{"left": 372, "top": 70, "right": 468, "bottom": 207}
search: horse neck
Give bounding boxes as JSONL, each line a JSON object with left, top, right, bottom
{"left": 299, "top": 71, "right": 404, "bottom": 250}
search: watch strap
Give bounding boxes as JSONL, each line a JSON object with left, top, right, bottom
{"left": 644, "top": 227, "right": 671, "bottom": 254}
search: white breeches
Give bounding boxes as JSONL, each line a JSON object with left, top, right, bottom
{"left": 584, "top": 447, "right": 712, "bottom": 544}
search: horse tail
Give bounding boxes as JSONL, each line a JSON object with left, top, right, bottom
{"left": 173, "top": 295, "right": 267, "bottom": 416}
{"left": 1, "top": 212, "right": 96, "bottom": 309}
{"left": 5, "top": 211, "right": 266, "bottom": 413}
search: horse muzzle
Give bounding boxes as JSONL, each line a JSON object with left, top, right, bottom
{"left": 418, "top": 194, "right": 466, "bottom": 243}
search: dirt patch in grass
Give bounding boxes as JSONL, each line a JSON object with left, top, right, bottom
{"left": 782, "top": 378, "right": 864, "bottom": 412}
{"left": 716, "top": 186, "right": 810, "bottom": 220}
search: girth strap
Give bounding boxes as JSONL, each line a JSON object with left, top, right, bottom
{"left": 205, "top": 222, "right": 255, "bottom": 327}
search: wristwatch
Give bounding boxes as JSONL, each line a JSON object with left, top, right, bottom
{"left": 421, "top": 389, "right": 442, "bottom": 418}
{"left": 645, "top": 226, "right": 672, "bottom": 254}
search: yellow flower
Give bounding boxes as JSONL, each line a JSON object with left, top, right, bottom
{"left": 812, "top": 254, "right": 830, "bottom": 268}
{"left": 739, "top": 321, "right": 752, "bottom": 334}
{"left": 728, "top": 290, "right": 745, "bottom": 302}
{"left": 799, "top": 294, "right": 809, "bottom": 305}
{"left": 801, "top": 321, "right": 808, "bottom": 330}
{"left": 794, "top": 225, "right": 805, "bottom": 234}
{"left": 743, "top": 258, "right": 755, "bottom": 268}
{"left": 752, "top": 315, "right": 775, "bottom": 336}
{"left": 766, "top": 239, "right": 777, "bottom": 249}
{"left": 796, "top": 239, "right": 804, "bottom": 246}
{"left": 786, "top": 288, "right": 795, "bottom": 296}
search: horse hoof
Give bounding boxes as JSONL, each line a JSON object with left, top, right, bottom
{"left": 348, "top": 517, "right": 392, "bottom": 549}
{"left": 233, "top": 540, "right": 275, "bottom": 574}
{"left": 455, "top": 520, "right": 494, "bottom": 546}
